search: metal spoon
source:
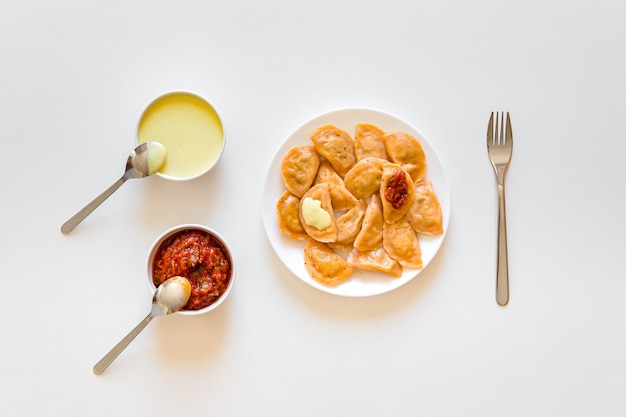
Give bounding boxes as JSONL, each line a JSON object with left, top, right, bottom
{"left": 61, "top": 141, "right": 167, "bottom": 234}
{"left": 93, "top": 276, "right": 191, "bottom": 375}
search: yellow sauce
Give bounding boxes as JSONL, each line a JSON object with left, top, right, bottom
{"left": 138, "top": 92, "right": 224, "bottom": 179}
{"left": 302, "top": 197, "right": 332, "bottom": 230}
{"left": 146, "top": 142, "right": 167, "bottom": 175}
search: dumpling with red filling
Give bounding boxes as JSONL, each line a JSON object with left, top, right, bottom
{"left": 380, "top": 163, "right": 415, "bottom": 224}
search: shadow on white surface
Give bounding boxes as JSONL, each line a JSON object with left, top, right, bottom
{"left": 151, "top": 303, "right": 232, "bottom": 364}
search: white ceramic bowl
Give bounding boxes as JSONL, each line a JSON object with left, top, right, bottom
{"left": 146, "top": 224, "right": 235, "bottom": 316}
{"left": 137, "top": 91, "right": 225, "bottom": 181}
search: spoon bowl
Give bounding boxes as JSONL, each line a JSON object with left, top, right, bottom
{"left": 61, "top": 141, "right": 166, "bottom": 234}
{"left": 93, "top": 276, "right": 190, "bottom": 375}
{"left": 153, "top": 276, "right": 191, "bottom": 313}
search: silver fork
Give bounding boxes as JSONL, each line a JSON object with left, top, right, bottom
{"left": 487, "top": 112, "right": 513, "bottom": 306}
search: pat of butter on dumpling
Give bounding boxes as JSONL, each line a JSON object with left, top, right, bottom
{"left": 301, "top": 197, "right": 332, "bottom": 230}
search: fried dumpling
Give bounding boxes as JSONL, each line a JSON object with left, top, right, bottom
{"left": 383, "top": 217, "right": 423, "bottom": 269}
{"left": 299, "top": 183, "right": 337, "bottom": 243}
{"left": 276, "top": 190, "right": 307, "bottom": 240}
{"left": 329, "top": 199, "right": 367, "bottom": 251}
{"left": 304, "top": 239, "right": 353, "bottom": 285}
{"left": 354, "top": 123, "right": 388, "bottom": 161}
{"left": 343, "top": 157, "right": 385, "bottom": 199}
{"left": 383, "top": 131, "right": 426, "bottom": 181}
{"left": 380, "top": 163, "right": 415, "bottom": 224}
{"left": 353, "top": 194, "right": 384, "bottom": 252}
{"left": 407, "top": 180, "right": 444, "bottom": 235}
{"left": 313, "top": 160, "right": 359, "bottom": 211}
{"left": 281, "top": 146, "right": 320, "bottom": 198}
{"left": 310, "top": 125, "right": 356, "bottom": 178}
{"left": 347, "top": 247, "right": 403, "bottom": 278}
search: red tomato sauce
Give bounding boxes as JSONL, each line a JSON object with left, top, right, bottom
{"left": 384, "top": 170, "right": 410, "bottom": 209}
{"left": 152, "top": 229, "right": 231, "bottom": 310}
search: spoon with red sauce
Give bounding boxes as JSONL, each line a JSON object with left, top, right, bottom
{"left": 61, "top": 141, "right": 167, "bottom": 234}
{"left": 93, "top": 276, "right": 191, "bottom": 375}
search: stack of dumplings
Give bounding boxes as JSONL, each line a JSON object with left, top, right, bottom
{"left": 277, "top": 123, "right": 443, "bottom": 286}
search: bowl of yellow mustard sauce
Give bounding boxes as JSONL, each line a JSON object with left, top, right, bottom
{"left": 137, "top": 91, "right": 225, "bottom": 181}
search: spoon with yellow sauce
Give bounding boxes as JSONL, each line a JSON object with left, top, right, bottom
{"left": 93, "top": 276, "right": 191, "bottom": 375}
{"left": 61, "top": 142, "right": 167, "bottom": 234}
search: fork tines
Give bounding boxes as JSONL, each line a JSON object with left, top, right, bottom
{"left": 488, "top": 111, "right": 512, "bottom": 147}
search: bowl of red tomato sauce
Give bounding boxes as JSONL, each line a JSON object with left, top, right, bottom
{"left": 147, "top": 224, "right": 235, "bottom": 315}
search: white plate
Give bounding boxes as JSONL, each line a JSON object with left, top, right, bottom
{"left": 262, "top": 108, "right": 450, "bottom": 297}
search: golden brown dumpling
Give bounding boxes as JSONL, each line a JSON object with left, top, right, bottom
{"left": 329, "top": 199, "right": 367, "bottom": 251}
{"left": 347, "top": 247, "right": 403, "bottom": 278}
{"left": 383, "top": 131, "right": 426, "bottom": 181}
{"left": 310, "top": 125, "right": 356, "bottom": 177}
{"left": 343, "top": 157, "right": 385, "bottom": 199}
{"left": 383, "top": 217, "right": 423, "bottom": 269}
{"left": 276, "top": 191, "right": 307, "bottom": 240}
{"left": 380, "top": 163, "right": 415, "bottom": 224}
{"left": 407, "top": 180, "right": 444, "bottom": 235}
{"left": 313, "top": 160, "right": 358, "bottom": 211}
{"left": 299, "top": 183, "right": 337, "bottom": 243}
{"left": 281, "top": 146, "right": 320, "bottom": 198}
{"left": 353, "top": 194, "right": 384, "bottom": 252}
{"left": 304, "top": 239, "right": 353, "bottom": 285}
{"left": 354, "top": 123, "right": 388, "bottom": 161}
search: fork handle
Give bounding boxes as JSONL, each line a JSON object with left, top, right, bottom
{"left": 496, "top": 183, "right": 509, "bottom": 306}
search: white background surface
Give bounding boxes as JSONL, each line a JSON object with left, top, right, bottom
{"left": 1, "top": 1, "right": 625, "bottom": 416}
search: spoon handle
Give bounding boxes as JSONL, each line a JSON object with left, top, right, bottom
{"left": 93, "top": 313, "right": 153, "bottom": 375}
{"left": 61, "top": 176, "right": 127, "bottom": 234}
